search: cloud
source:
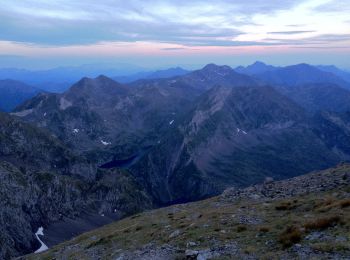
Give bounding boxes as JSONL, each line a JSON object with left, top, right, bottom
{"left": 0, "top": 0, "right": 349, "bottom": 50}
{"left": 268, "top": 30, "right": 316, "bottom": 35}
{"left": 263, "top": 34, "right": 350, "bottom": 46}
{"left": 0, "top": 0, "right": 304, "bottom": 46}
{"left": 313, "top": 1, "right": 350, "bottom": 13}
{"left": 161, "top": 48, "right": 187, "bottom": 51}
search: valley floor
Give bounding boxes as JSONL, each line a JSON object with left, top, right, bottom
{"left": 24, "top": 164, "right": 350, "bottom": 260}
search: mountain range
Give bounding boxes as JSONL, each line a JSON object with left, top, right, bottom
{"left": 0, "top": 65, "right": 190, "bottom": 94}
{"left": 1, "top": 62, "right": 350, "bottom": 258}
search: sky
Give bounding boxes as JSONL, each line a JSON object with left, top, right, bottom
{"left": 0, "top": 0, "right": 350, "bottom": 70}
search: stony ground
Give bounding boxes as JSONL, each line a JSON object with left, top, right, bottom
{"left": 24, "top": 164, "right": 350, "bottom": 260}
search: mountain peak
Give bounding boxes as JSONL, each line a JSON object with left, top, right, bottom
{"left": 95, "top": 74, "right": 114, "bottom": 82}
{"left": 235, "top": 61, "right": 276, "bottom": 75}
{"left": 202, "top": 63, "right": 232, "bottom": 71}
{"left": 251, "top": 61, "right": 267, "bottom": 66}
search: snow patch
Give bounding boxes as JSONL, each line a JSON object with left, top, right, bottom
{"left": 101, "top": 140, "right": 111, "bottom": 146}
{"left": 169, "top": 120, "right": 174, "bottom": 125}
{"left": 34, "top": 227, "right": 49, "bottom": 253}
{"left": 236, "top": 128, "right": 247, "bottom": 135}
{"left": 11, "top": 109, "right": 33, "bottom": 117}
{"left": 216, "top": 72, "right": 227, "bottom": 76}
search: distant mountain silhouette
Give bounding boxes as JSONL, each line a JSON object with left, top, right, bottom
{"left": 114, "top": 67, "right": 190, "bottom": 83}
{"left": 0, "top": 79, "right": 41, "bottom": 112}
{"left": 235, "top": 61, "right": 277, "bottom": 75}
{"left": 317, "top": 65, "right": 350, "bottom": 83}
{"left": 255, "top": 63, "right": 349, "bottom": 88}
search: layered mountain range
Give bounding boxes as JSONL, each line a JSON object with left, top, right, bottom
{"left": 1, "top": 62, "right": 350, "bottom": 258}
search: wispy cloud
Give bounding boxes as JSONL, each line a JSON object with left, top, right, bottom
{"left": 268, "top": 30, "right": 316, "bottom": 35}
{"left": 0, "top": 0, "right": 306, "bottom": 46}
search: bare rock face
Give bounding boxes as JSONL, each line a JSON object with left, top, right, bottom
{"left": 0, "top": 113, "right": 152, "bottom": 259}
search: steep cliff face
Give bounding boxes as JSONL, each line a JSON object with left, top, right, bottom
{"left": 0, "top": 112, "right": 94, "bottom": 178}
{"left": 0, "top": 161, "right": 152, "bottom": 259}
{"left": 0, "top": 113, "right": 152, "bottom": 259}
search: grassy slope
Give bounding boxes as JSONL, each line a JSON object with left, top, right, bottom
{"left": 26, "top": 166, "right": 350, "bottom": 259}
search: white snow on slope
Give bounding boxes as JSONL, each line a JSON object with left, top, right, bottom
{"left": 101, "top": 140, "right": 111, "bottom": 145}
{"left": 236, "top": 128, "right": 247, "bottom": 135}
{"left": 34, "top": 227, "right": 49, "bottom": 253}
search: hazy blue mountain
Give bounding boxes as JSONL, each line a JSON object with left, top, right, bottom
{"left": 0, "top": 63, "right": 146, "bottom": 93}
{"left": 317, "top": 65, "right": 350, "bottom": 83}
{"left": 235, "top": 61, "right": 278, "bottom": 75}
{"left": 255, "top": 63, "right": 350, "bottom": 88}
{"left": 114, "top": 67, "right": 189, "bottom": 83}
{"left": 0, "top": 79, "right": 41, "bottom": 112}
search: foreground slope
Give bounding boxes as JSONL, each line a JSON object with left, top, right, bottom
{"left": 27, "top": 164, "right": 350, "bottom": 259}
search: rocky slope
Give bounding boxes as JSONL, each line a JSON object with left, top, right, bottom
{"left": 0, "top": 113, "right": 152, "bottom": 259}
{"left": 25, "top": 164, "right": 350, "bottom": 259}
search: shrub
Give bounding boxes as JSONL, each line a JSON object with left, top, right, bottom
{"left": 135, "top": 225, "right": 143, "bottom": 231}
{"left": 278, "top": 226, "right": 302, "bottom": 248}
{"left": 259, "top": 226, "right": 270, "bottom": 233}
{"left": 275, "top": 201, "right": 296, "bottom": 210}
{"left": 236, "top": 225, "right": 247, "bottom": 232}
{"left": 340, "top": 199, "right": 350, "bottom": 208}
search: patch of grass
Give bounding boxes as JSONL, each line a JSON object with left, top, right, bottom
{"left": 304, "top": 216, "right": 341, "bottom": 231}
{"left": 278, "top": 226, "right": 303, "bottom": 248}
{"left": 275, "top": 201, "right": 297, "bottom": 210}
{"left": 311, "top": 242, "right": 350, "bottom": 253}
{"left": 86, "top": 234, "right": 114, "bottom": 249}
